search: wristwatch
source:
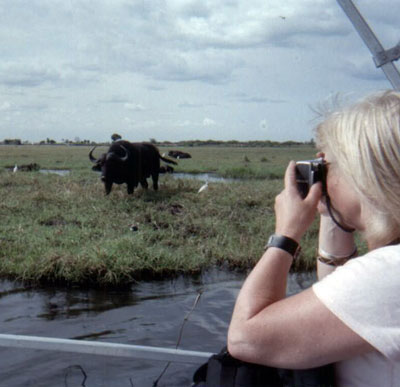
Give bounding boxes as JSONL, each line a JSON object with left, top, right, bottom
{"left": 265, "top": 234, "right": 301, "bottom": 260}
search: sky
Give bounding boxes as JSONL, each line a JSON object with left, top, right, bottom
{"left": 1, "top": 0, "right": 399, "bottom": 143}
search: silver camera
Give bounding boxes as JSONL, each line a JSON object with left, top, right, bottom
{"left": 295, "top": 158, "right": 326, "bottom": 198}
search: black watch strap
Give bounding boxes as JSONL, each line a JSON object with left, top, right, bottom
{"left": 265, "top": 234, "right": 301, "bottom": 260}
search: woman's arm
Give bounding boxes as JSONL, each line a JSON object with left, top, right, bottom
{"left": 228, "top": 161, "right": 320, "bottom": 335}
{"left": 227, "top": 162, "right": 373, "bottom": 369}
{"left": 228, "top": 285, "right": 373, "bottom": 369}
{"left": 317, "top": 214, "right": 357, "bottom": 279}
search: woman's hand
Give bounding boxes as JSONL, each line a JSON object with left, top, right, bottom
{"left": 274, "top": 161, "right": 322, "bottom": 242}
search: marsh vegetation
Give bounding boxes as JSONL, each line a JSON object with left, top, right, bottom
{"left": 1, "top": 144, "right": 323, "bottom": 287}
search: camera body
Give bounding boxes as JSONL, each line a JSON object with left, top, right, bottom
{"left": 295, "top": 158, "right": 326, "bottom": 198}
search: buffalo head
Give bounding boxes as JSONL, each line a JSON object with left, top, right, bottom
{"left": 89, "top": 145, "right": 130, "bottom": 194}
{"left": 89, "top": 146, "right": 128, "bottom": 169}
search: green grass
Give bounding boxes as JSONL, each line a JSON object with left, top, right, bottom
{"left": 0, "top": 144, "right": 325, "bottom": 287}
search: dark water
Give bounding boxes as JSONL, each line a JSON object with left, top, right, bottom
{"left": 0, "top": 270, "right": 316, "bottom": 387}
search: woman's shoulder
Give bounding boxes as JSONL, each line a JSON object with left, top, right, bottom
{"left": 351, "top": 244, "right": 400, "bottom": 268}
{"left": 313, "top": 243, "right": 400, "bottom": 296}
{"left": 313, "top": 244, "right": 400, "bottom": 363}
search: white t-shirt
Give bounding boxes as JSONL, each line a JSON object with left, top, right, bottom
{"left": 312, "top": 245, "right": 400, "bottom": 387}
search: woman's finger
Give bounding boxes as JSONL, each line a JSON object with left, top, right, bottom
{"left": 284, "top": 161, "right": 299, "bottom": 195}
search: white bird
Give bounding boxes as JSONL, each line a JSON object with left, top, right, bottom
{"left": 198, "top": 181, "right": 208, "bottom": 193}
{"left": 13, "top": 164, "right": 18, "bottom": 173}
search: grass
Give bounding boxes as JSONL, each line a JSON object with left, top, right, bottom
{"left": 0, "top": 144, "right": 328, "bottom": 287}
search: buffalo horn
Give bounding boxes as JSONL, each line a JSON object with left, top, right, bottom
{"left": 89, "top": 146, "right": 98, "bottom": 162}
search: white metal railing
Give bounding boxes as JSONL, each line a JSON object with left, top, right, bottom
{"left": 0, "top": 334, "right": 213, "bottom": 365}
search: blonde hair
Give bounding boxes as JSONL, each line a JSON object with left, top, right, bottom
{"left": 315, "top": 90, "right": 400, "bottom": 246}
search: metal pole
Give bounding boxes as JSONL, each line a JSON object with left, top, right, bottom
{"left": 337, "top": 0, "right": 400, "bottom": 91}
{"left": 0, "top": 334, "right": 213, "bottom": 365}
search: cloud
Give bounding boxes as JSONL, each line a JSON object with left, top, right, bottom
{"left": 167, "top": 0, "right": 348, "bottom": 49}
{"left": 0, "top": 100, "right": 47, "bottom": 113}
{"left": 100, "top": 96, "right": 130, "bottom": 104}
{"left": 100, "top": 97, "right": 146, "bottom": 111}
{"left": 340, "top": 58, "right": 389, "bottom": 82}
{"left": 203, "top": 117, "right": 216, "bottom": 126}
{"left": 178, "top": 101, "right": 204, "bottom": 108}
{"left": 0, "top": 0, "right": 349, "bottom": 91}
{"left": 0, "top": 63, "right": 61, "bottom": 88}
{"left": 124, "top": 103, "right": 146, "bottom": 111}
{"left": 259, "top": 119, "right": 268, "bottom": 129}
{"left": 175, "top": 119, "right": 194, "bottom": 127}
{"left": 0, "top": 101, "right": 12, "bottom": 111}
{"left": 20, "top": 103, "right": 48, "bottom": 111}
{"left": 144, "top": 48, "right": 241, "bottom": 84}
{"left": 2, "top": 1, "right": 347, "bottom": 86}
{"left": 147, "top": 85, "right": 166, "bottom": 91}
{"left": 231, "top": 92, "right": 287, "bottom": 104}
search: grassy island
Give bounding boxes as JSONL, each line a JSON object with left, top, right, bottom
{"left": 0, "top": 144, "right": 324, "bottom": 287}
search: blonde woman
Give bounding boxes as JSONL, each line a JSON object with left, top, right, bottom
{"left": 228, "top": 90, "right": 400, "bottom": 386}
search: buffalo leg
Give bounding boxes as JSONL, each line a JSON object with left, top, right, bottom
{"left": 140, "top": 179, "right": 148, "bottom": 189}
{"left": 152, "top": 173, "right": 159, "bottom": 190}
{"left": 127, "top": 182, "right": 135, "bottom": 194}
{"left": 105, "top": 181, "right": 113, "bottom": 195}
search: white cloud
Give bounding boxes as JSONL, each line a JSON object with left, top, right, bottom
{"left": 0, "top": 63, "right": 61, "bottom": 88}
{"left": 176, "top": 120, "right": 194, "bottom": 127}
{"left": 170, "top": 0, "right": 348, "bottom": 49}
{"left": 124, "top": 103, "right": 146, "bottom": 111}
{"left": 203, "top": 118, "right": 216, "bottom": 126}
{"left": 0, "top": 101, "right": 11, "bottom": 111}
{"left": 259, "top": 119, "right": 268, "bottom": 130}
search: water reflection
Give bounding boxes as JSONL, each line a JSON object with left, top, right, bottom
{"left": 4, "top": 167, "right": 71, "bottom": 176}
{"left": 39, "top": 169, "right": 70, "bottom": 176}
{"left": 0, "top": 270, "right": 316, "bottom": 386}
{"left": 171, "top": 172, "right": 235, "bottom": 183}
{"left": 37, "top": 288, "right": 138, "bottom": 320}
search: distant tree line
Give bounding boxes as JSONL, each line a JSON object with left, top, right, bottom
{"left": 3, "top": 139, "right": 22, "bottom": 145}
{"left": 1, "top": 137, "right": 315, "bottom": 148}
{"left": 158, "top": 139, "right": 315, "bottom": 148}
{"left": 1, "top": 138, "right": 97, "bottom": 146}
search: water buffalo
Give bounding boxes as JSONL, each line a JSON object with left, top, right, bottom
{"left": 89, "top": 141, "right": 177, "bottom": 195}
{"left": 168, "top": 150, "right": 192, "bottom": 159}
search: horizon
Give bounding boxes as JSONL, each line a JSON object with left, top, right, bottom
{"left": 1, "top": 137, "right": 315, "bottom": 146}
